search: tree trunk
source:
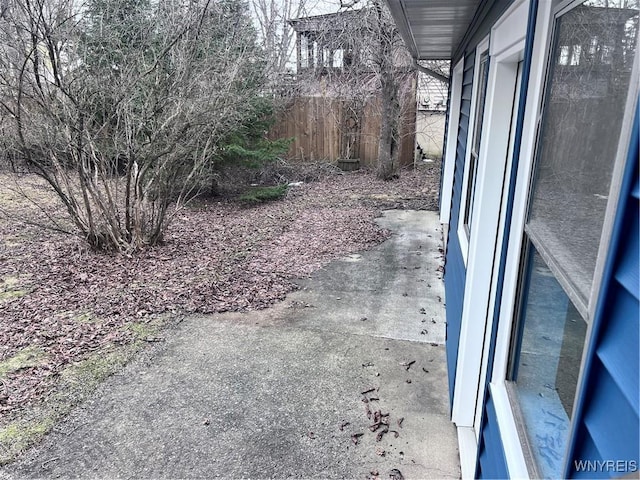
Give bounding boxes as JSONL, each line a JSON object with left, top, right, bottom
{"left": 377, "top": 72, "right": 399, "bottom": 180}
{"left": 374, "top": 0, "right": 400, "bottom": 181}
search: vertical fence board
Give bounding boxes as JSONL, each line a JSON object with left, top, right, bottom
{"left": 270, "top": 74, "right": 417, "bottom": 168}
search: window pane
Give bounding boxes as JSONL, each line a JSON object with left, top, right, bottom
{"left": 472, "top": 52, "right": 490, "bottom": 156}
{"left": 527, "top": 0, "right": 639, "bottom": 302}
{"left": 463, "top": 153, "right": 478, "bottom": 234}
{"left": 513, "top": 245, "right": 587, "bottom": 479}
{"left": 463, "top": 51, "right": 490, "bottom": 234}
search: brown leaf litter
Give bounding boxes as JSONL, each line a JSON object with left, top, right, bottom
{"left": 0, "top": 163, "right": 440, "bottom": 419}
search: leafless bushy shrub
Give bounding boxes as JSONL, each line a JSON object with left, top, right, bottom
{"left": 0, "top": 0, "right": 268, "bottom": 251}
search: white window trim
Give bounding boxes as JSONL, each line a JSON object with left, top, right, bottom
{"left": 451, "top": 1, "right": 530, "bottom": 476}
{"left": 440, "top": 59, "right": 465, "bottom": 224}
{"left": 488, "top": 1, "right": 555, "bottom": 478}
{"left": 468, "top": 0, "right": 533, "bottom": 437}
{"left": 473, "top": 53, "right": 525, "bottom": 438}
{"left": 457, "top": 426, "right": 477, "bottom": 479}
{"left": 457, "top": 36, "right": 490, "bottom": 266}
{"left": 490, "top": 0, "right": 640, "bottom": 477}
{"left": 491, "top": 0, "right": 555, "bottom": 407}
{"left": 490, "top": 383, "right": 530, "bottom": 477}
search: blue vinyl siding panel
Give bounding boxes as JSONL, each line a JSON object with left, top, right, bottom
{"left": 613, "top": 217, "right": 639, "bottom": 301}
{"left": 566, "top": 105, "right": 639, "bottom": 478}
{"left": 444, "top": 233, "right": 466, "bottom": 401}
{"left": 476, "top": 393, "right": 509, "bottom": 479}
{"left": 596, "top": 286, "right": 639, "bottom": 406}
{"left": 582, "top": 361, "right": 638, "bottom": 462}
{"left": 444, "top": 51, "right": 475, "bottom": 401}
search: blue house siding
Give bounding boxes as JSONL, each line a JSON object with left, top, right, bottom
{"left": 443, "top": 232, "right": 465, "bottom": 401}
{"left": 444, "top": 51, "right": 475, "bottom": 401}
{"left": 566, "top": 105, "right": 639, "bottom": 479}
{"left": 476, "top": 393, "right": 509, "bottom": 479}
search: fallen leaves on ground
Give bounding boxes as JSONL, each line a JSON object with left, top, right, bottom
{"left": 0, "top": 163, "right": 440, "bottom": 418}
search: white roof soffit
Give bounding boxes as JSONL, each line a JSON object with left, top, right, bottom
{"left": 386, "top": 0, "right": 482, "bottom": 60}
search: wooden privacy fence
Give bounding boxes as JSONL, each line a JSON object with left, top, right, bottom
{"left": 269, "top": 83, "right": 417, "bottom": 169}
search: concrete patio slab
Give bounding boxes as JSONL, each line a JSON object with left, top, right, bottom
{"left": 1, "top": 210, "right": 460, "bottom": 480}
{"left": 288, "top": 210, "right": 447, "bottom": 345}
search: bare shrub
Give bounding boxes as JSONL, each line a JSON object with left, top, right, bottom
{"left": 0, "top": 0, "right": 269, "bottom": 251}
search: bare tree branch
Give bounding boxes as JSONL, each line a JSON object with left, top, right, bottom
{"left": 414, "top": 59, "right": 449, "bottom": 84}
{"left": 0, "top": 0, "right": 273, "bottom": 251}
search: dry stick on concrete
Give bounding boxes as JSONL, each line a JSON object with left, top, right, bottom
{"left": 400, "top": 360, "right": 416, "bottom": 371}
{"left": 41, "top": 457, "right": 59, "bottom": 469}
{"left": 376, "top": 427, "right": 389, "bottom": 441}
{"left": 369, "top": 410, "right": 390, "bottom": 433}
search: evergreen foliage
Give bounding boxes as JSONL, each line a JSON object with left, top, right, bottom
{"left": 239, "top": 184, "right": 288, "bottom": 203}
{"left": 0, "top": 0, "right": 288, "bottom": 251}
{"left": 219, "top": 97, "right": 291, "bottom": 169}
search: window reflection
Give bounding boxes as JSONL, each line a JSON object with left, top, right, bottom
{"left": 513, "top": 246, "right": 587, "bottom": 478}
{"left": 528, "top": 0, "right": 639, "bottom": 303}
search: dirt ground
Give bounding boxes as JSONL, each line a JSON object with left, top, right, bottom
{"left": 0, "top": 161, "right": 441, "bottom": 463}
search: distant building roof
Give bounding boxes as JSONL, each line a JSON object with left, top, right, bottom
{"left": 288, "top": 9, "right": 369, "bottom": 34}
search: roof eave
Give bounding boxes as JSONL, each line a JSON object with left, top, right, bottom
{"left": 386, "top": 0, "right": 420, "bottom": 59}
{"left": 385, "top": 0, "right": 483, "bottom": 60}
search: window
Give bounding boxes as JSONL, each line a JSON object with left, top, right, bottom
{"left": 463, "top": 50, "right": 490, "bottom": 237}
{"left": 458, "top": 41, "right": 490, "bottom": 260}
{"left": 507, "top": 0, "right": 639, "bottom": 477}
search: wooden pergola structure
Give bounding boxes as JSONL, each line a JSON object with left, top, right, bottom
{"left": 274, "top": 9, "right": 417, "bottom": 169}
{"left": 288, "top": 10, "right": 370, "bottom": 73}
